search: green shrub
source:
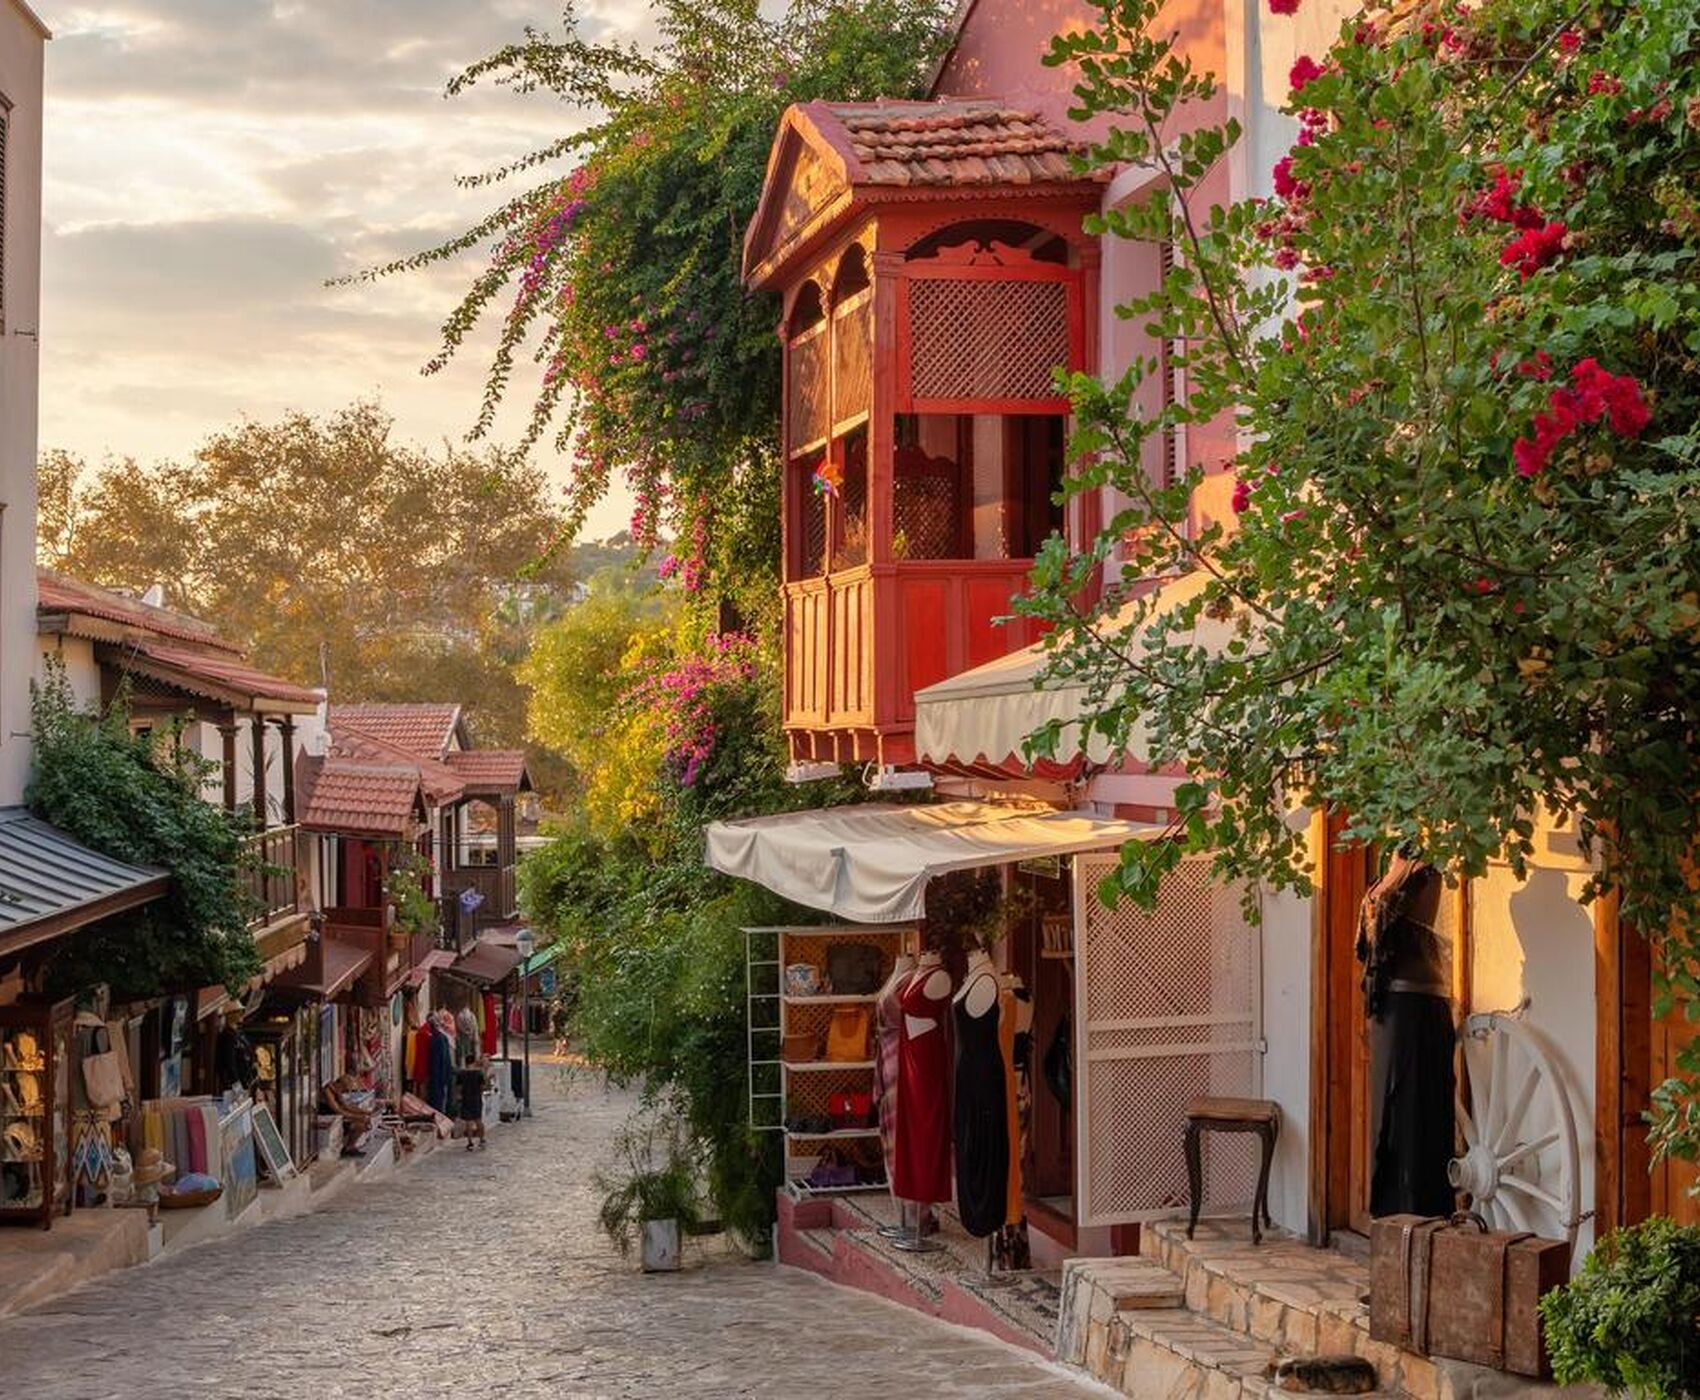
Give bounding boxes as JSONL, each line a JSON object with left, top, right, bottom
{"left": 1541, "top": 1217, "right": 1700, "bottom": 1398}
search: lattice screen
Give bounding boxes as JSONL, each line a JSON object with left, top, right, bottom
{"left": 892, "top": 474, "right": 958, "bottom": 560}
{"left": 833, "top": 299, "right": 872, "bottom": 426}
{"left": 909, "top": 278, "right": 1070, "bottom": 403}
{"left": 788, "top": 329, "right": 829, "bottom": 449}
{"left": 798, "top": 469, "right": 826, "bottom": 577}
{"left": 1075, "top": 851, "right": 1262, "bottom": 1227}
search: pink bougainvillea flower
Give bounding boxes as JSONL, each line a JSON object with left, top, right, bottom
{"left": 1499, "top": 221, "right": 1567, "bottom": 279}
{"left": 1587, "top": 70, "right": 1622, "bottom": 95}
{"left": 1289, "top": 55, "right": 1325, "bottom": 93}
{"left": 1512, "top": 359, "right": 1652, "bottom": 476}
{"left": 1268, "top": 0, "right": 1300, "bottom": 13}
{"left": 1272, "top": 154, "right": 1309, "bottom": 200}
{"left": 1231, "top": 477, "right": 1253, "bottom": 513}
{"left": 1556, "top": 29, "right": 1582, "bottom": 56}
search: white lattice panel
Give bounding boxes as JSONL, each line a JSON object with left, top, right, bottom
{"left": 1075, "top": 852, "right": 1262, "bottom": 1226}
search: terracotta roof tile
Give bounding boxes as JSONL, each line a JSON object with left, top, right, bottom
{"left": 37, "top": 568, "right": 242, "bottom": 653}
{"left": 326, "top": 703, "right": 463, "bottom": 760}
{"left": 442, "top": 749, "right": 531, "bottom": 796}
{"left": 327, "top": 724, "right": 465, "bottom": 806}
{"left": 296, "top": 757, "right": 424, "bottom": 838}
{"left": 820, "top": 101, "right": 1088, "bottom": 188}
{"left": 122, "top": 641, "right": 322, "bottom": 709}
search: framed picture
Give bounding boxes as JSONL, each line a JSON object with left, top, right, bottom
{"left": 250, "top": 1103, "right": 295, "bottom": 1182}
{"left": 220, "top": 1104, "right": 258, "bottom": 1219}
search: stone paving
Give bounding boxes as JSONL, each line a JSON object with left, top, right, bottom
{"left": 0, "top": 1064, "right": 1103, "bottom": 1399}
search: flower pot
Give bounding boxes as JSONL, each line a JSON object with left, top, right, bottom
{"left": 640, "top": 1217, "right": 681, "bottom": 1272}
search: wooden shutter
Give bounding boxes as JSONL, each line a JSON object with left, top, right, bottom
{"left": 1073, "top": 850, "right": 1263, "bottom": 1226}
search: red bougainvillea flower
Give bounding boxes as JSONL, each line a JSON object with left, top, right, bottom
{"left": 1587, "top": 70, "right": 1622, "bottom": 95}
{"left": 1231, "top": 477, "right": 1253, "bottom": 513}
{"left": 1272, "top": 154, "right": 1309, "bottom": 200}
{"left": 1499, "top": 221, "right": 1567, "bottom": 279}
{"left": 1512, "top": 359, "right": 1651, "bottom": 476}
{"left": 1556, "top": 30, "right": 1582, "bottom": 56}
{"left": 1268, "top": 0, "right": 1299, "bottom": 13}
{"left": 1289, "top": 55, "right": 1325, "bottom": 93}
{"left": 1516, "top": 352, "right": 1554, "bottom": 381}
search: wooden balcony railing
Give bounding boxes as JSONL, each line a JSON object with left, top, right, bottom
{"left": 782, "top": 559, "right": 1042, "bottom": 746}
{"left": 241, "top": 825, "right": 304, "bottom": 932}
{"left": 440, "top": 864, "right": 518, "bottom": 954}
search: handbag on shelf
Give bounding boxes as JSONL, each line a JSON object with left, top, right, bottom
{"left": 782, "top": 1031, "right": 822, "bottom": 1064}
{"left": 805, "top": 1146, "right": 858, "bottom": 1190}
{"left": 824, "top": 1007, "right": 871, "bottom": 1062}
{"left": 828, "top": 1089, "right": 874, "bottom": 1130}
{"left": 824, "top": 944, "right": 882, "bottom": 996}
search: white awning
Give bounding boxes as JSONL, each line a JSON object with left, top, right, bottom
{"left": 705, "top": 800, "right": 1161, "bottom": 923}
{"left": 913, "top": 571, "right": 1233, "bottom": 772}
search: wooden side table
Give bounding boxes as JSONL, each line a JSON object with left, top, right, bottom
{"left": 1185, "top": 1095, "right": 1280, "bottom": 1245}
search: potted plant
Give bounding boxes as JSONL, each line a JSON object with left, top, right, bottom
{"left": 1540, "top": 1216, "right": 1700, "bottom": 1398}
{"left": 594, "top": 1114, "right": 702, "bottom": 1272}
{"left": 384, "top": 853, "right": 440, "bottom": 946}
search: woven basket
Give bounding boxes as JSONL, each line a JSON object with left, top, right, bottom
{"left": 158, "top": 1184, "right": 223, "bottom": 1210}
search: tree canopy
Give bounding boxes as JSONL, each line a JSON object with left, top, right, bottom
{"left": 357, "top": 0, "right": 955, "bottom": 617}
{"left": 39, "top": 402, "right": 580, "bottom": 787}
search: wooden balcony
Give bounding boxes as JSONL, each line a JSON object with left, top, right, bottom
{"left": 782, "top": 559, "right": 1042, "bottom": 766}
{"left": 440, "top": 863, "right": 518, "bottom": 954}
{"left": 241, "top": 825, "right": 305, "bottom": 933}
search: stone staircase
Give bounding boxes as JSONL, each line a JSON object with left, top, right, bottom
{"left": 1057, "top": 1218, "right": 1599, "bottom": 1399}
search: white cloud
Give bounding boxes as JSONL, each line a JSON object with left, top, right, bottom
{"left": 33, "top": 0, "right": 655, "bottom": 538}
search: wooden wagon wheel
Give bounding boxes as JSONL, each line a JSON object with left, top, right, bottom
{"left": 1449, "top": 1011, "right": 1582, "bottom": 1247}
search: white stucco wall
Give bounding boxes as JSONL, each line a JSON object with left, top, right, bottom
{"left": 0, "top": 3, "right": 44, "bottom": 807}
{"left": 1468, "top": 850, "right": 1598, "bottom": 1257}
{"left": 1260, "top": 880, "right": 1312, "bottom": 1234}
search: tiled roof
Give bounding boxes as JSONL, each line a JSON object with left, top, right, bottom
{"left": 119, "top": 641, "right": 322, "bottom": 710}
{"left": 819, "top": 100, "right": 1084, "bottom": 187}
{"left": 0, "top": 808, "right": 169, "bottom": 957}
{"left": 328, "top": 724, "right": 465, "bottom": 807}
{"left": 38, "top": 568, "right": 242, "bottom": 654}
{"left": 327, "top": 703, "right": 463, "bottom": 760}
{"left": 443, "top": 749, "right": 531, "bottom": 795}
{"left": 296, "top": 757, "right": 425, "bottom": 838}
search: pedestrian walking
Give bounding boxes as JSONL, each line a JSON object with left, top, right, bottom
{"left": 455, "top": 1006, "right": 479, "bottom": 1066}
{"left": 455, "top": 1053, "right": 487, "bottom": 1151}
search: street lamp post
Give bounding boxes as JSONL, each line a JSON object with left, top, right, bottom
{"left": 515, "top": 926, "right": 535, "bottom": 1118}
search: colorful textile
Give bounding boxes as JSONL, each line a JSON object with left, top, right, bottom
{"left": 186, "top": 1107, "right": 207, "bottom": 1175}
{"left": 481, "top": 993, "right": 498, "bottom": 1056}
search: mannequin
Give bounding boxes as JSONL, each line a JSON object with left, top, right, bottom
{"left": 1357, "top": 849, "right": 1455, "bottom": 1217}
{"left": 873, "top": 952, "right": 916, "bottom": 1200}
{"left": 893, "top": 948, "right": 954, "bottom": 1228}
{"left": 952, "top": 948, "right": 1009, "bottom": 1239}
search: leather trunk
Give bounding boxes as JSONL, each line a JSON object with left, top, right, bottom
{"left": 1369, "top": 1214, "right": 1571, "bottom": 1378}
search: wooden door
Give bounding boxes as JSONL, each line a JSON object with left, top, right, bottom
{"left": 1652, "top": 998, "right": 1700, "bottom": 1222}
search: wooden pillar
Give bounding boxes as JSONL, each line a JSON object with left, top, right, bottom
{"left": 498, "top": 796, "right": 516, "bottom": 868}
{"left": 278, "top": 717, "right": 297, "bottom": 826}
{"left": 868, "top": 248, "right": 901, "bottom": 568}
{"left": 250, "top": 715, "right": 269, "bottom": 830}
{"left": 219, "top": 722, "right": 239, "bottom": 814}
{"left": 1596, "top": 882, "right": 1653, "bottom": 1235}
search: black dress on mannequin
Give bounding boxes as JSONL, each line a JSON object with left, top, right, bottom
{"left": 1358, "top": 857, "right": 1456, "bottom": 1218}
{"left": 953, "top": 993, "right": 1009, "bottom": 1238}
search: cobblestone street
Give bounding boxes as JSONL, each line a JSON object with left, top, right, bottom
{"left": 0, "top": 1065, "right": 1100, "bottom": 1399}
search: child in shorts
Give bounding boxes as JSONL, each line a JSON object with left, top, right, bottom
{"left": 455, "top": 1053, "right": 487, "bottom": 1151}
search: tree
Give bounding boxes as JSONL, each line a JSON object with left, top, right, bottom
{"left": 1025, "top": 0, "right": 1700, "bottom": 1129}
{"left": 40, "top": 402, "right": 576, "bottom": 786}
{"left": 28, "top": 663, "right": 260, "bottom": 1001}
{"left": 354, "top": 0, "right": 954, "bottom": 610}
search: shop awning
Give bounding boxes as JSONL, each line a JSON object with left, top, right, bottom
{"left": 272, "top": 937, "right": 373, "bottom": 1001}
{"left": 522, "top": 942, "right": 564, "bottom": 978}
{"left": 0, "top": 808, "right": 170, "bottom": 959}
{"left": 448, "top": 935, "right": 525, "bottom": 987}
{"left": 705, "top": 801, "right": 1161, "bottom": 923}
{"left": 913, "top": 571, "right": 1231, "bottom": 775}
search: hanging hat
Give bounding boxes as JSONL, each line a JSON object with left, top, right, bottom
{"left": 132, "top": 1147, "right": 174, "bottom": 1185}
{"left": 3, "top": 1121, "right": 38, "bottom": 1160}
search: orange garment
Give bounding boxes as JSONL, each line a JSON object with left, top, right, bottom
{"left": 998, "top": 982, "right": 1023, "bottom": 1226}
{"left": 409, "top": 1022, "right": 434, "bottom": 1088}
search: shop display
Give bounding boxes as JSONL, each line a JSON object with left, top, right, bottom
{"left": 770, "top": 926, "right": 909, "bottom": 1196}
{"left": 0, "top": 998, "right": 74, "bottom": 1228}
{"left": 951, "top": 950, "right": 1008, "bottom": 1237}
{"left": 871, "top": 952, "right": 914, "bottom": 1191}
{"left": 1357, "top": 851, "right": 1455, "bottom": 1218}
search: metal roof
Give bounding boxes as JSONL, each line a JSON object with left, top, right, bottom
{"left": 0, "top": 809, "right": 170, "bottom": 958}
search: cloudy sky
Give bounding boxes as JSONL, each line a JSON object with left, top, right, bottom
{"left": 36, "top": 0, "right": 645, "bottom": 537}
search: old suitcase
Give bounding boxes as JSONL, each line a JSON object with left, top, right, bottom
{"left": 1369, "top": 1213, "right": 1571, "bottom": 1378}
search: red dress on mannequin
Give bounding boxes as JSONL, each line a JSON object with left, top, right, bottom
{"left": 893, "top": 966, "right": 953, "bottom": 1203}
